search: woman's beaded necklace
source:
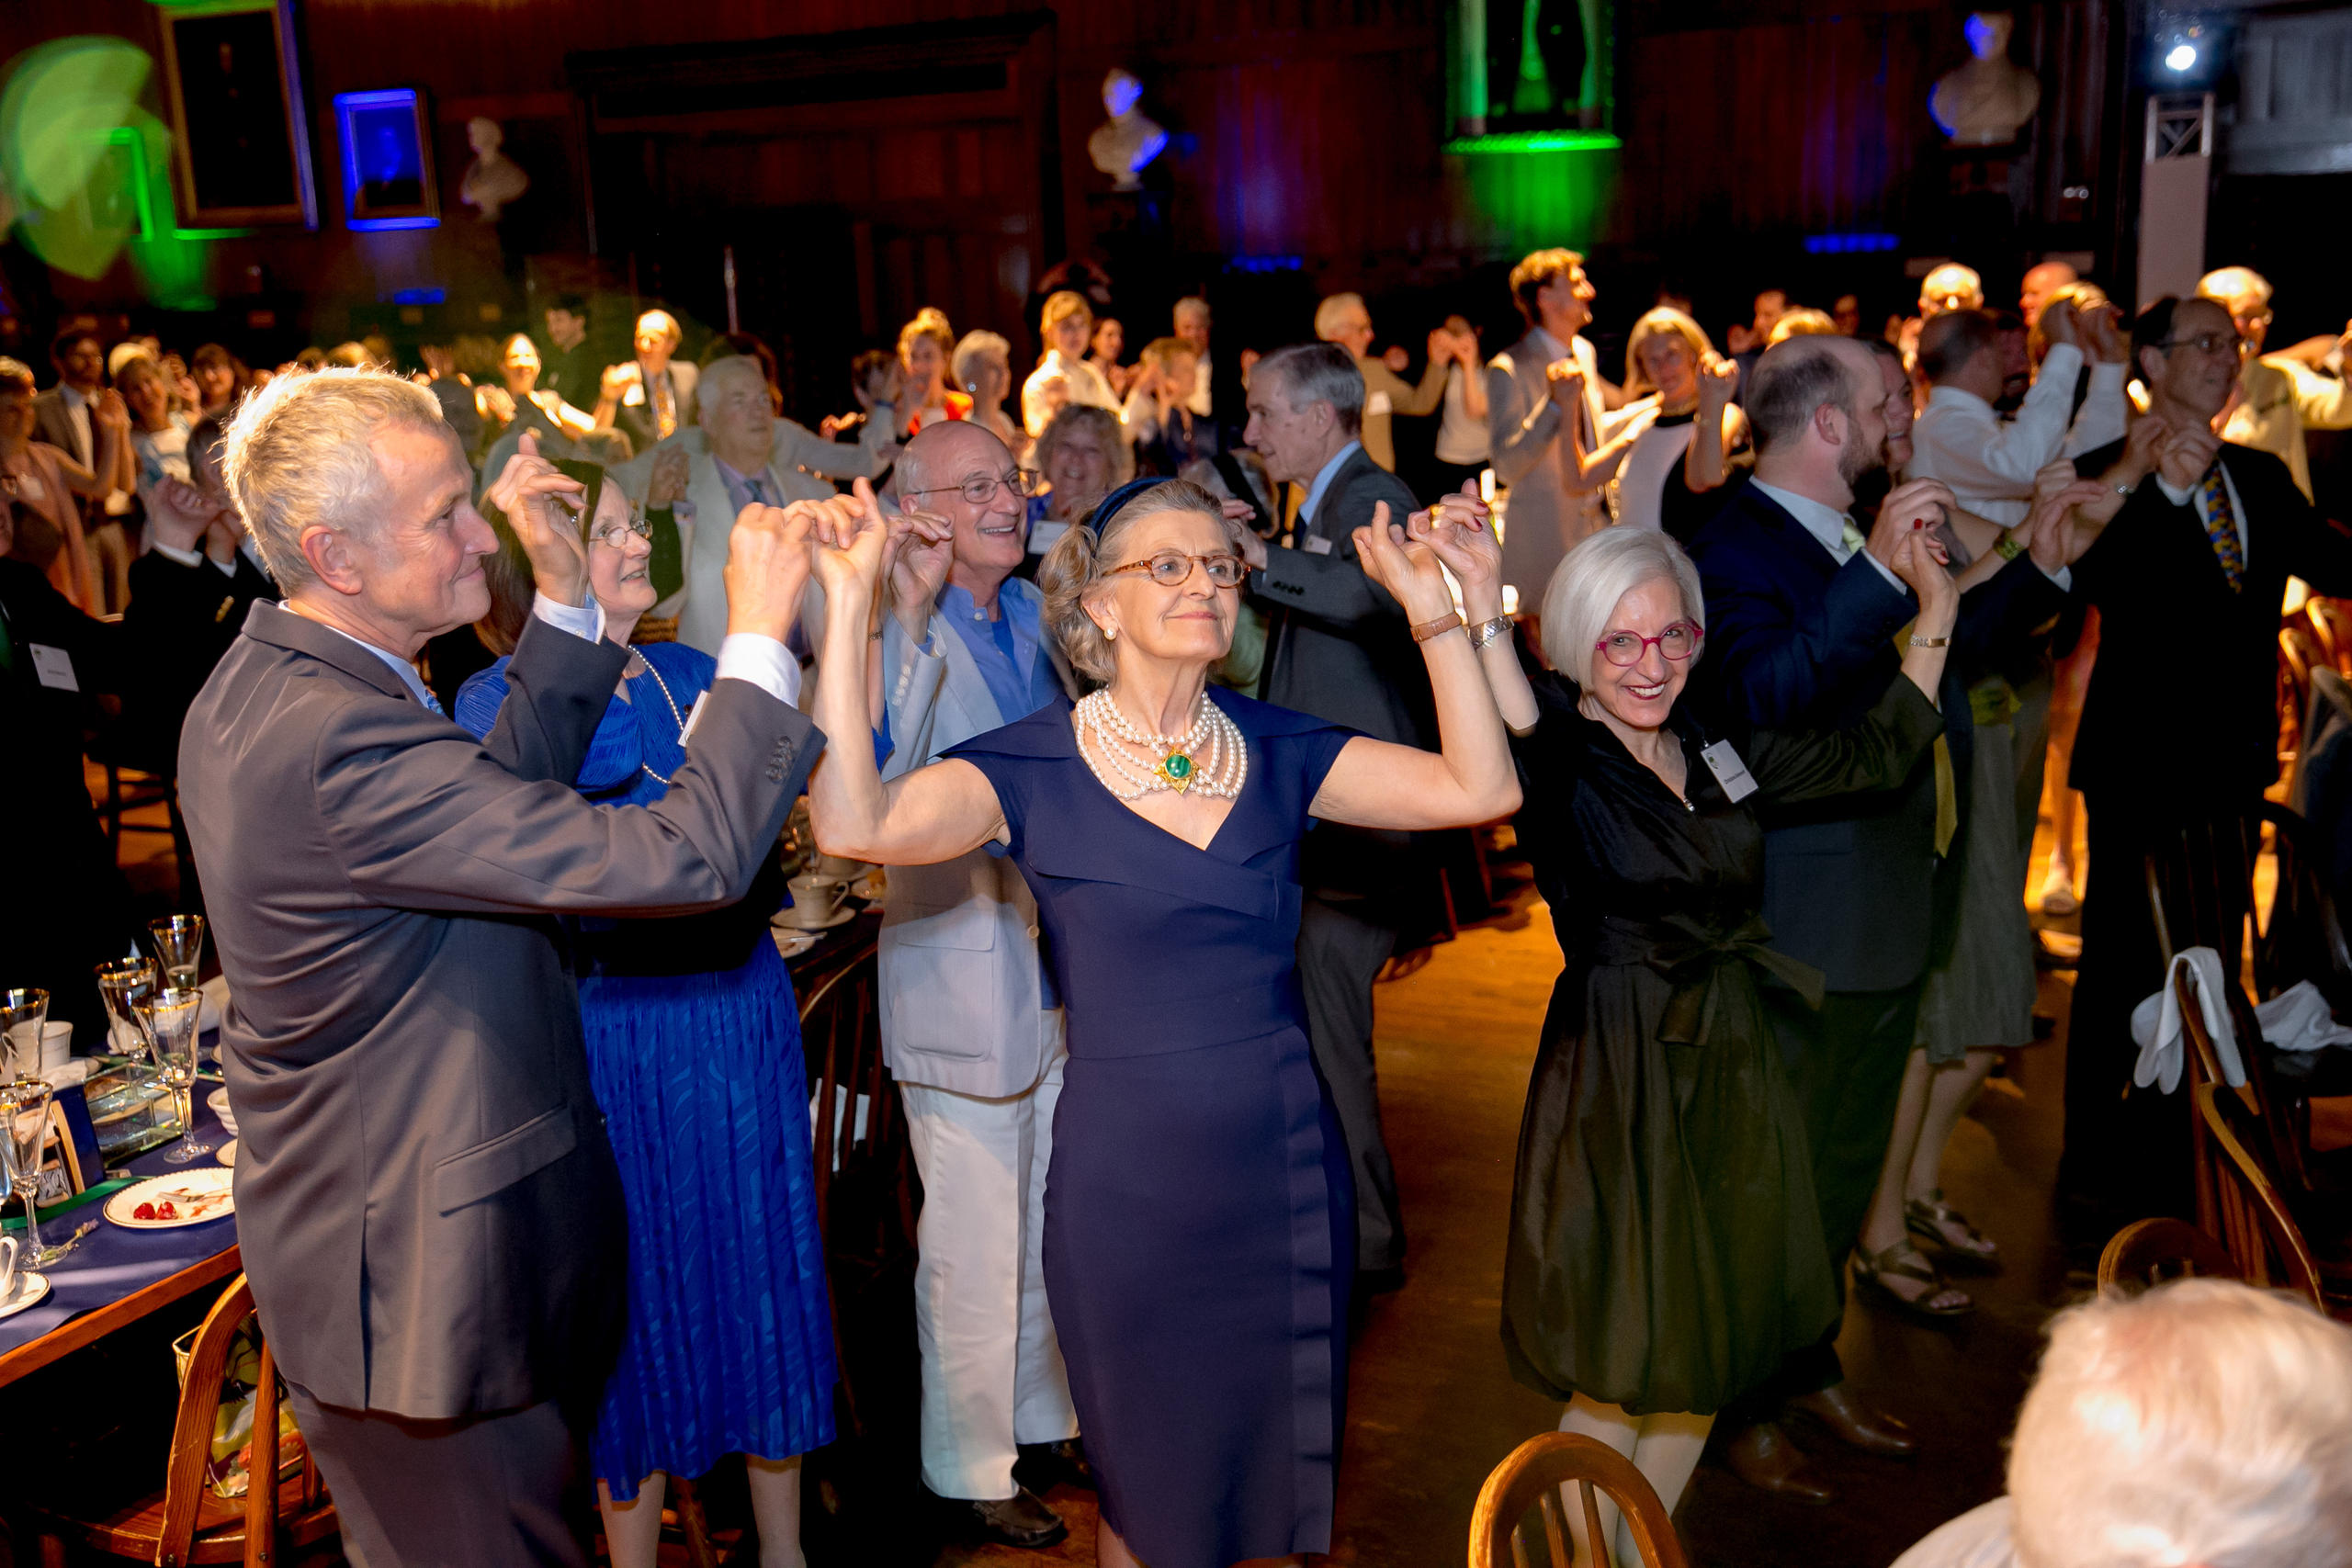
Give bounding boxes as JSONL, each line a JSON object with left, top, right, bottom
{"left": 629, "top": 652, "right": 690, "bottom": 787}
{"left": 1074, "top": 688, "right": 1248, "bottom": 803}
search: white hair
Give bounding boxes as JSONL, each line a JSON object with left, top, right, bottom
{"left": 695, "top": 352, "right": 767, "bottom": 414}
{"left": 951, "top": 330, "right": 1010, "bottom": 391}
{"left": 221, "top": 367, "right": 448, "bottom": 591}
{"left": 1313, "top": 291, "right": 1368, "bottom": 342}
{"left": 2009, "top": 1280, "right": 2352, "bottom": 1568}
{"left": 1539, "top": 526, "right": 1706, "bottom": 687}
{"left": 1173, "top": 296, "right": 1211, "bottom": 325}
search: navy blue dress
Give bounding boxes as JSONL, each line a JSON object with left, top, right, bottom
{"left": 948, "top": 691, "right": 1358, "bottom": 1568}
{"left": 456, "top": 642, "right": 836, "bottom": 1498}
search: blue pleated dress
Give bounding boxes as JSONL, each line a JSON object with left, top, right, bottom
{"left": 456, "top": 641, "right": 836, "bottom": 1497}
{"left": 947, "top": 692, "right": 1358, "bottom": 1568}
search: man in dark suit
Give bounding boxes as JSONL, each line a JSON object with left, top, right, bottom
{"left": 2060, "top": 295, "right": 2352, "bottom": 1238}
{"left": 1691, "top": 335, "right": 2075, "bottom": 1499}
{"left": 179, "top": 371, "right": 825, "bottom": 1568}
{"left": 1237, "top": 341, "right": 1433, "bottom": 1288}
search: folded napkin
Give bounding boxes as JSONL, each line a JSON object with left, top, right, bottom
{"left": 2253, "top": 980, "right": 2352, "bottom": 1055}
{"left": 199, "top": 975, "right": 232, "bottom": 1035}
{"left": 2132, "top": 947, "right": 2249, "bottom": 1094}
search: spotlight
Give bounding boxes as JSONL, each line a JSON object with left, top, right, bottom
{"left": 2165, "top": 41, "right": 2199, "bottom": 72}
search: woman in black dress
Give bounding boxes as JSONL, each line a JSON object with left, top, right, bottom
{"left": 1410, "top": 494, "right": 1957, "bottom": 1563}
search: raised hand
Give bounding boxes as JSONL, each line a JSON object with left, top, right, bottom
{"left": 2155, "top": 422, "right": 2222, "bottom": 492}
{"left": 2041, "top": 299, "right": 2082, "bottom": 349}
{"left": 723, "top": 501, "right": 816, "bottom": 644}
{"left": 2031, "top": 457, "right": 2080, "bottom": 509}
{"left": 2027, "top": 478, "right": 2115, "bottom": 571}
{"left": 1864, "top": 478, "right": 1956, "bottom": 570}
{"left": 599, "top": 361, "right": 640, "bottom": 400}
{"left": 1425, "top": 328, "right": 1455, "bottom": 368}
{"left": 647, "top": 446, "right": 691, "bottom": 508}
{"left": 145, "top": 475, "right": 219, "bottom": 554}
{"left": 1352, "top": 501, "right": 1455, "bottom": 623}
{"left": 481, "top": 430, "right": 590, "bottom": 606}
{"left": 1383, "top": 344, "right": 1411, "bottom": 375}
{"left": 805, "top": 476, "right": 890, "bottom": 599}
{"left": 95, "top": 389, "right": 131, "bottom": 434}
{"left": 1888, "top": 527, "right": 1956, "bottom": 634}
{"left": 1408, "top": 481, "right": 1502, "bottom": 614}
{"left": 885, "top": 502, "right": 956, "bottom": 620}
{"left": 1697, "top": 351, "right": 1740, "bottom": 409}
{"left": 1544, "top": 358, "right": 1586, "bottom": 411}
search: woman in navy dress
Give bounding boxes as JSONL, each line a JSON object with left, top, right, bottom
{"left": 456, "top": 468, "right": 834, "bottom": 1568}
{"left": 801, "top": 476, "right": 1518, "bottom": 1567}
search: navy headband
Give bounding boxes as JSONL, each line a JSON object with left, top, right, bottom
{"left": 1081, "top": 476, "right": 1173, "bottom": 536}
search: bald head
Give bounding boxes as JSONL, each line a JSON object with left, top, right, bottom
{"left": 897, "top": 420, "right": 1012, "bottom": 502}
{"left": 1746, "top": 335, "right": 1873, "bottom": 456}
{"left": 2020, "top": 261, "right": 2078, "bottom": 328}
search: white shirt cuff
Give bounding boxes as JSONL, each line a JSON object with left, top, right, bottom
{"left": 530, "top": 592, "right": 605, "bottom": 644}
{"left": 2041, "top": 563, "right": 2074, "bottom": 592}
{"left": 149, "top": 541, "right": 203, "bottom": 568}
{"left": 2155, "top": 475, "right": 2195, "bottom": 507}
{"left": 717, "top": 633, "right": 804, "bottom": 707}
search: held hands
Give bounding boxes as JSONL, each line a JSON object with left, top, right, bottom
{"left": 800, "top": 476, "right": 892, "bottom": 604}
{"left": 481, "top": 431, "right": 591, "bottom": 607}
{"left": 94, "top": 389, "right": 130, "bottom": 435}
{"left": 2083, "top": 303, "right": 2128, "bottom": 365}
{"left": 599, "top": 362, "right": 641, "bottom": 400}
{"left": 723, "top": 498, "right": 818, "bottom": 644}
{"left": 647, "top": 446, "right": 691, "bottom": 509}
{"left": 1408, "top": 480, "right": 1503, "bottom": 617}
{"left": 1887, "top": 528, "right": 1957, "bottom": 635}
{"left": 2155, "top": 421, "right": 2222, "bottom": 493}
{"left": 1351, "top": 501, "right": 1456, "bottom": 626}
{"left": 145, "top": 475, "right": 223, "bottom": 555}
{"left": 1863, "top": 479, "right": 1956, "bottom": 570}
{"left": 2027, "top": 478, "right": 2114, "bottom": 572}
{"left": 2041, "top": 299, "right": 2082, "bottom": 350}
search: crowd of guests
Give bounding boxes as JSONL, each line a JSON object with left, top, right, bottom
{"left": 6, "top": 240, "right": 2352, "bottom": 1568}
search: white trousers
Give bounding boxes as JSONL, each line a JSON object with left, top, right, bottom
{"left": 899, "top": 1048, "right": 1076, "bottom": 1501}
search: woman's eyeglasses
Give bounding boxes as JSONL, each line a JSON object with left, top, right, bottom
{"left": 906, "top": 468, "right": 1044, "bottom": 507}
{"left": 588, "top": 508, "right": 654, "bottom": 550}
{"left": 1595, "top": 623, "right": 1702, "bottom": 667}
{"left": 1105, "top": 550, "right": 1248, "bottom": 589}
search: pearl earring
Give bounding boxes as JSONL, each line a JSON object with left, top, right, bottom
{"left": 1101, "top": 623, "right": 1116, "bottom": 640}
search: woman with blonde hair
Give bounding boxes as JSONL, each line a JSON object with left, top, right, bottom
{"left": 894, "top": 307, "right": 969, "bottom": 436}
{"left": 805, "top": 474, "right": 1516, "bottom": 1568}
{"left": 1022, "top": 290, "right": 1119, "bottom": 437}
{"left": 1590, "top": 307, "right": 1745, "bottom": 540}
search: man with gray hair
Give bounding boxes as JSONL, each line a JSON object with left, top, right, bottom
{"left": 1236, "top": 341, "right": 1432, "bottom": 1288}
{"left": 180, "top": 369, "right": 825, "bottom": 1567}
{"left": 1893, "top": 1279, "right": 2352, "bottom": 1568}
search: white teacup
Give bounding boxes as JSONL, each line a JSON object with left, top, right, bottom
{"left": 36, "top": 1022, "right": 69, "bottom": 1073}
{"left": 0, "top": 1233, "right": 19, "bottom": 1300}
{"left": 776, "top": 874, "right": 849, "bottom": 931}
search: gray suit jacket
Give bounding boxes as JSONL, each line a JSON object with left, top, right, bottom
{"left": 32, "top": 386, "right": 91, "bottom": 469}
{"left": 1486, "top": 330, "right": 1607, "bottom": 604}
{"left": 877, "top": 581, "right": 1077, "bottom": 1098}
{"left": 179, "top": 602, "right": 820, "bottom": 1418}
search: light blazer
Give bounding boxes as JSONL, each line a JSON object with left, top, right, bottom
{"left": 613, "top": 421, "right": 888, "bottom": 654}
{"left": 178, "top": 602, "right": 821, "bottom": 1420}
{"left": 1486, "top": 329, "right": 1608, "bottom": 602}
{"left": 878, "top": 578, "right": 1080, "bottom": 1098}
{"left": 32, "top": 385, "right": 91, "bottom": 468}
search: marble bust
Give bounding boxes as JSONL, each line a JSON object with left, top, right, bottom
{"left": 1087, "top": 69, "right": 1168, "bottom": 191}
{"left": 1929, "top": 12, "right": 2041, "bottom": 148}
{"left": 458, "top": 117, "right": 529, "bottom": 223}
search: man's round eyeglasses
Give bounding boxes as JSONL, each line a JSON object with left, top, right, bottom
{"left": 906, "top": 469, "right": 1044, "bottom": 506}
{"left": 1595, "top": 623, "right": 1702, "bottom": 667}
{"left": 1106, "top": 550, "right": 1247, "bottom": 589}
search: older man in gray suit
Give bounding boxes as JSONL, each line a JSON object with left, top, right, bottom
{"left": 875, "top": 421, "right": 1086, "bottom": 1550}
{"left": 179, "top": 369, "right": 824, "bottom": 1568}
{"left": 1234, "top": 342, "right": 1435, "bottom": 1287}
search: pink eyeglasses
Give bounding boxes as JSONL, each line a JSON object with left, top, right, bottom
{"left": 1594, "top": 623, "right": 1702, "bottom": 667}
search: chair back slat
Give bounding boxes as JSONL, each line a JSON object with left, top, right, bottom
{"left": 243, "top": 1334, "right": 280, "bottom": 1568}
{"left": 2196, "top": 1084, "right": 2326, "bottom": 1310}
{"left": 1471, "top": 1434, "right": 1690, "bottom": 1568}
{"left": 2098, "top": 1216, "right": 2242, "bottom": 1293}
{"left": 157, "top": 1273, "right": 257, "bottom": 1568}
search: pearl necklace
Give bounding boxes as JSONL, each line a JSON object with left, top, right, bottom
{"left": 1074, "top": 688, "right": 1248, "bottom": 802}
{"left": 629, "top": 653, "right": 690, "bottom": 786}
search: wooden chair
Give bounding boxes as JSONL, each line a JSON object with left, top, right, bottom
{"left": 2308, "top": 598, "right": 2352, "bottom": 674}
{"left": 2284, "top": 623, "right": 2326, "bottom": 761}
{"left": 1467, "top": 1433, "right": 1689, "bottom": 1568}
{"left": 2097, "top": 1216, "right": 2242, "bottom": 1294}
{"left": 19, "top": 1274, "right": 336, "bottom": 1568}
{"left": 2196, "top": 1083, "right": 2327, "bottom": 1312}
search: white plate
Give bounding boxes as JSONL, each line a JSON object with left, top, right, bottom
{"left": 217, "top": 1139, "right": 238, "bottom": 1168}
{"left": 105, "top": 1169, "right": 235, "bottom": 1229}
{"left": 772, "top": 905, "right": 856, "bottom": 932}
{"left": 0, "top": 1271, "right": 51, "bottom": 1321}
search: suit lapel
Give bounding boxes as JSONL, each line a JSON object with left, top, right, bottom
{"left": 237, "top": 600, "right": 420, "bottom": 704}
{"left": 1741, "top": 486, "right": 1841, "bottom": 581}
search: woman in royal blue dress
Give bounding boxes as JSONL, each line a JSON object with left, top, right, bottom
{"left": 456, "top": 466, "right": 834, "bottom": 1568}
{"left": 802, "top": 475, "right": 1518, "bottom": 1567}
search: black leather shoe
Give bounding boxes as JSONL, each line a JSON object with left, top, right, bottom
{"left": 1015, "top": 1438, "right": 1097, "bottom": 1494}
{"left": 1788, "top": 1385, "right": 1917, "bottom": 1458}
{"left": 1721, "top": 1421, "right": 1834, "bottom": 1505}
{"left": 943, "top": 1487, "right": 1068, "bottom": 1550}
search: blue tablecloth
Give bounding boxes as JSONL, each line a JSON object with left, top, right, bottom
{"left": 0, "top": 1095, "right": 238, "bottom": 1359}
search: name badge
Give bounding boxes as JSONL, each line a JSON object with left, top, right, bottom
{"left": 676, "top": 691, "right": 709, "bottom": 750}
{"left": 1700, "top": 739, "right": 1757, "bottom": 803}
{"left": 1303, "top": 534, "right": 1334, "bottom": 556}
{"left": 28, "top": 644, "right": 77, "bottom": 693}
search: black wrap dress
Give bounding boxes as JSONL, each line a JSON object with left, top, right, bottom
{"left": 1500, "top": 670, "right": 1944, "bottom": 1415}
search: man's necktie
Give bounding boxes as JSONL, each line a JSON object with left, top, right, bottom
{"left": 1839, "top": 519, "right": 1868, "bottom": 557}
{"left": 422, "top": 690, "right": 445, "bottom": 717}
{"left": 745, "top": 473, "right": 776, "bottom": 509}
{"left": 0, "top": 601, "right": 15, "bottom": 676}
{"left": 2199, "top": 463, "right": 2244, "bottom": 592}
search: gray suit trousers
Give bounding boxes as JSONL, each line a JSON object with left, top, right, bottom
{"left": 1297, "top": 891, "right": 1406, "bottom": 1271}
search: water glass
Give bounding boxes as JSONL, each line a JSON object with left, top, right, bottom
{"left": 0, "top": 1076, "right": 74, "bottom": 1267}
{"left": 0, "top": 990, "right": 49, "bottom": 1080}
{"left": 94, "top": 957, "right": 158, "bottom": 1060}
{"left": 148, "top": 916, "right": 208, "bottom": 994}
{"left": 135, "top": 987, "right": 210, "bottom": 1166}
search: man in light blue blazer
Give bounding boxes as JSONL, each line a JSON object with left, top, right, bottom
{"left": 876, "top": 422, "right": 1086, "bottom": 1550}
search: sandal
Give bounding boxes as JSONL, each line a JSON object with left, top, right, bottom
{"left": 1852, "top": 1242, "right": 1975, "bottom": 1320}
{"left": 1906, "top": 1192, "right": 2000, "bottom": 1264}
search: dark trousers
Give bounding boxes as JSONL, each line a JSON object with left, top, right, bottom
{"left": 2059, "top": 795, "right": 2210, "bottom": 1235}
{"left": 287, "top": 1384, "right": 591, "bottom": 1568}
{"left": 1727, "top": 983, "right": 1923, "bottom": 1419}
{"left": 1297, "top": 890, "right": 1406, "bottom": 1271}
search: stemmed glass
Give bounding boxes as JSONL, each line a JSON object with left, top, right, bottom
{"left": 148, "top": 916, "right": 208, "bottom": 993}
{"left": 135, "top": 988, "right": 210, "bottom": 1165}
{"left": 93, "top": 958, "right": 157, "bottom": 1060}
{"left": 0, "top": 990, "right": 49, "bottom": 1080}
{"left": 0, "top": 1077, "right": 76, "bottom": 1266}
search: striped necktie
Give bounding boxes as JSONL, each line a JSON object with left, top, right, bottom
{"left": 2198, "top": 462, "right": 2244, "bottom": 592}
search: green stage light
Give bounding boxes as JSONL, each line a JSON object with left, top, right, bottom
{"left": 1444, "top": 130, "right": 1623, "bottom": 254}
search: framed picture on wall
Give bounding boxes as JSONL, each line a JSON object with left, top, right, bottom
{"left": 158, "top": 0, "right": 318, "bottom": 229}
{"left": 335, "top": 89, "right": 438, "bottom": 230}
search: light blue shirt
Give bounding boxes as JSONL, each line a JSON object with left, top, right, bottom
{"left": 315, "top": 595, "right": 605, "bottom": 713}
{"left": 939, "top": 579, "right": 1059, "bottom": 726}
{"left": 1299, "top": 439, "right": 1364, "bottom": 529}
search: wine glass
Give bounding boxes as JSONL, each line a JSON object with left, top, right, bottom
{"left": 148, "top": 916, "right": 208, "bottom": 993}
{"left": 0, "top": 1077, "right": 75, "bottom": 1266}
{"left": 93, "top": 957, "right": 157, "bottom": 1061}
{"left": 0, "top": 990, "right": 49, "bottom": 1080}
{"left": 135, "top": 988, "right": 210, "bottom": 1165}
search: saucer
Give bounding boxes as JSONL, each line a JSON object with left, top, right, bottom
{"left": 0, "top": 1270, "right": 51, "bottom": 1321}
{"left": 772, "top": 905, "right": 856, "bottom": 932}
{"left": 772, "top": 930, "right": 820, "bottom": 959}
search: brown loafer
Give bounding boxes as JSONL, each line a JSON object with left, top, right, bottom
{"left": 1721, "top": 1421, "right": 1833, "bottom": 1505}
{"left": 940, "top": 1486, "right": 1069, "bottom": 1550}
{"left": 1789, "top": 1385, "right": 1917, "bottom": 1458}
